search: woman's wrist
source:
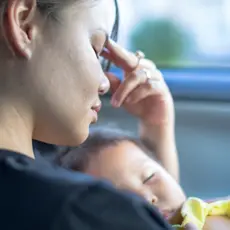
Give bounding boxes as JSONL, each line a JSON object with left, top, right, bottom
{"left": 139, "top": 120, "right": 176, "bottom": 152}
{"left": 139, "top": 120, "right": 179, "bottom": 181}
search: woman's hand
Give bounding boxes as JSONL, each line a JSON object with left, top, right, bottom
{"left": 102, "top": 40, "right": 179, "bottom": 180}
{"left": 102, "top": 40, "right": 174, "bottom": 127}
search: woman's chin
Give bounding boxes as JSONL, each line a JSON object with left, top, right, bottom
{"left": 56, "top": 129, "right": 90, "bottom": 147}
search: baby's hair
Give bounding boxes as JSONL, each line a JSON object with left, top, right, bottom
{"left": 56, "top": 126, "right": 151, "bottom": 172}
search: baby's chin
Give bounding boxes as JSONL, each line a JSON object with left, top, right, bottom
{"left": 158, "top": 199, "right": 187, "bottom": 220}
{"left": 159, "top": 206, "right": 185, "bottom": 225}
{"left": 160, "top": 210, "right": 176, "bottom": 220}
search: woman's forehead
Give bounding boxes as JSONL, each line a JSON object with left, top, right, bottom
{"left": 87, "top": 0, "right": 116, "bottom": 35}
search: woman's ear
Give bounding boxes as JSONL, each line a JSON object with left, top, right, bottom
{"left": 3, "top": 0, "right": 37, "bottom": 59}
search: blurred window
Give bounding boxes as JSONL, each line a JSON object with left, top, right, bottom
{"left": 118, "top": 0, "right": 230, "bottom": 68}
{"left": 113, "top": 0, "right": 230, "bottom": 100}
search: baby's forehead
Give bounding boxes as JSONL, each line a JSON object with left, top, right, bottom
{"left": 100, "top": 141, "right": 152, "bottom": 169}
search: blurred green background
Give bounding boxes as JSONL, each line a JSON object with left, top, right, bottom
{"left": 130, "top": 19, "right": 194, "bottom": 67}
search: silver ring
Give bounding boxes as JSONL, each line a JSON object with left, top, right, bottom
{"left": 134, "top": 50, "right": 145, "bottom": 69}
{"left": 135, "top": 50, "right": 145, "bottom": 59}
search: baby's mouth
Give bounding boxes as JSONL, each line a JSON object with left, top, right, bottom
{"left": 160, "top": 210, "right": 176, "bottom": 220}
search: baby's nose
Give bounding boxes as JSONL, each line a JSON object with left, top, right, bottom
{"left": 152, "top": 196, "right": 158, "bottom": 205}
{"left": 143, "top": 191, "right": 158, "bottom": 204}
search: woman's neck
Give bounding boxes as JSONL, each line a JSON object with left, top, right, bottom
{"left": 0, "top": 98, "right": 34, "bottom": 159}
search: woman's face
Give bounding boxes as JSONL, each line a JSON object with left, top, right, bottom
{"left": 85, "top": 141, "right": 186, "bottom": 214}
{"left": 6, "top": 0, "right": 115, "bottom": 145}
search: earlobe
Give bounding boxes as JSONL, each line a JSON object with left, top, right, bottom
{"left": 4, "top": 0, "right": 37, "bottom": 59}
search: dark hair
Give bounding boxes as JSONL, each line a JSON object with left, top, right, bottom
{"left": 101, "top": 0, "right": 119, "bottom": 71}
{"left": 56, "top": 126, "right": 151, "bottom": 172}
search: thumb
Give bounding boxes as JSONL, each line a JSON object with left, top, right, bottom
{"left": 105, "top": 72, "right": 121, "bottom": 95}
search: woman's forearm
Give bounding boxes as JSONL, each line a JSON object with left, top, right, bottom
{"left": 139, "top": 122, "right": 179, "bottom": 181}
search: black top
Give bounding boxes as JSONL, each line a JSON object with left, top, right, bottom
{"left": 0, "top": 149, "right": 172, "bottom": 230}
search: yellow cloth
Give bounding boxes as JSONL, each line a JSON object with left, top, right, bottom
{"left": 174, "top": 197, "right": 230, "bottom": 229}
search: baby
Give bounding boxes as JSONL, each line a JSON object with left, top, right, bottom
{"left": 57, "top": 127, "right": 230, "bottom": 230}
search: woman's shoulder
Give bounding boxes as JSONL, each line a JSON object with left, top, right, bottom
{"left": 0, "top": 148, "right": 96, "bottom": 187}
{"left": 0, "top": 149, "right": 103, "bottom": 228}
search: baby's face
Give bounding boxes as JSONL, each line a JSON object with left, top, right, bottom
{"left": 85, "top": 141, "right": 186, "bottom": 214}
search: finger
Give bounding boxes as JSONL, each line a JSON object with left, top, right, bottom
{"left": 146, "top": 68, "right": 164, "bottom": 81}
{"left": 123, "top": 67, "right": 165, "bottom": 104}
{"left": 147, "top": 69, "right": 168, "bottom": 92}
{"left": 102, "top": 48, "right": 157, "bottom": 77}
{"left": 101, "top": 40, "right": 139, "bottom": 72}
{"left": 142, "top": 59, "right": 157, "bottom": 70}
{"left": 111, "top": 69, "right": 147, "bottom": 107}
{"left": 154, "top": 69, "right": 164, "bottom": 80}
{"left": 105, "top": 72, "right": 121, "bottom": 94}
{"left": 125, "top": 82, "right": 161, "bottom": 105}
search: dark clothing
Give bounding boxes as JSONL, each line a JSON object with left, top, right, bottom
{"left": 0, "top": 149, "right": 172, "bottom": 230}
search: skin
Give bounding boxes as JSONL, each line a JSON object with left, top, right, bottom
{"left": 0, "top": 0, "right": 115, "bottom": 157}
{"left": 85, "top": 140, "right": 186, "bottom": 213}
{"left": 203, "top": 216, "right": 230, "bottom": 230}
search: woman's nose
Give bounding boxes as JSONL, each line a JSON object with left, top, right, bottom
{"left": 99, "top": 74, "right": 110, "bottom": 95}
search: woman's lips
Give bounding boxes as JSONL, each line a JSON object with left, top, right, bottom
{"left": 91, "top": 103, "right": 102, "bottom": 122}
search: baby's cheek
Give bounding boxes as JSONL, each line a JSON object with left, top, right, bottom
{"left": 139, "top": 189, "right": 155, "bottom": 203}
{"left": 120, "top": 179, "right": 150, "bottom": 200}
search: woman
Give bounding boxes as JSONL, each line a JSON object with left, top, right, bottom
{"left": 57, "top": 39, "right": 183, "bottom": 211}
{"left": 0, "top": 0, "right": 173, "bottom": 230}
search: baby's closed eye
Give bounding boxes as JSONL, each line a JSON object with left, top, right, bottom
{"left": 142, "top": 168, "right": 157, "bottom": 184}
